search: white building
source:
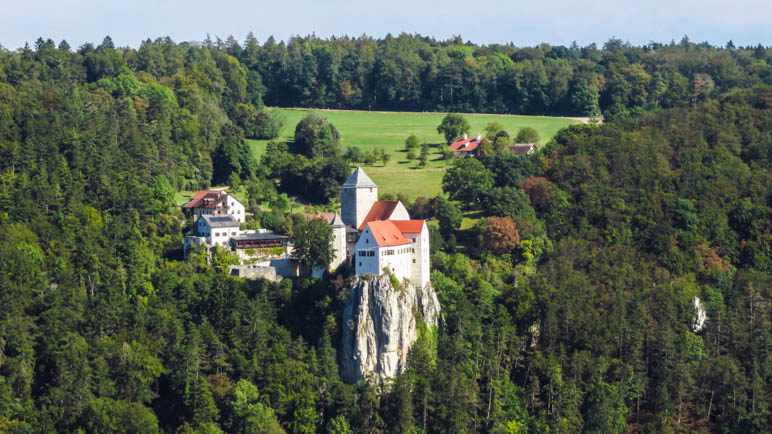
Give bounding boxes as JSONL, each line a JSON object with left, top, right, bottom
{"left": 334, "top": 166, "right": 431, "bottom": 287}
{"left": 354, "top": 220, "right": 430, "bottom": 288}
{"left": 183, "top": 190, "right": 246, "bottom": 223}
{"left": 196, "top": 215, "right": 240, "bottom": 247}
{"left": 392, "top": 220, "right": 430, "bottom": 288}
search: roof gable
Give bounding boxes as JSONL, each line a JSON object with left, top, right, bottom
{"left": 342, "top": 167, "right": 377, "bottom": 188}
{"left": 185, "top": 190, "right": 228, "bottom": 208}
{"left": 365, "top": 221, "right": 410, "bottom": 247}
{"left": 303, "top": 211, "right": 337, "bottom": 224}
{"left": 391, "top": 220, "right": 426, "bottom": 234}
{"left": 449, "top": 137, "right": 481, "bottom": 152}
{"left": 510, "top": 144, "right": 536, "bottom": 155}
{"left": 358, "top": 200, "right": 402, "bottom": 230}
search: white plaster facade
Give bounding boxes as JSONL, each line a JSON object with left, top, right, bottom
{"left": 197, "top": 215, "right": 240, "bottom": 247}
{"left": 224, "top": 195, "right": 246, "bottom": 223}
{"left": 329, "top": 215, "right": 348, "bottom": 271}
{"left": 353, "top": 220, "right": 429, "bottom": 286}
{"left": 383, "top": 202, "right": 410, "bottom": 222}
{"left": 354, "top": 225, "right": 412, "bottom": 282}
{"left": 400, "top": 222, "right": 430, "bottom": 288}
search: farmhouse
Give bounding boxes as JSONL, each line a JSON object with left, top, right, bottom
{"left": 510, "top": 143, "right": 536, "bottom": 155}
{"left": 184, "top": 189, "right": 246, "bottom": 223}
{"left": 448, "top": 133, "right": 482, "bottom": 157}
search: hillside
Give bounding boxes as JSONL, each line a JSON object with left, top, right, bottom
{"left": 0, "top": 36, "right": 770, "bottom": 433}
{"left": 249, "top": 108, "right": 578, "bottom": 198}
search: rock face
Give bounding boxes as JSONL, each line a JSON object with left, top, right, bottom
{"left": 692, "top": 296, "right": 708, "bottom": 332}
{"left": 341, "top": 275, "right": 441, "bottom": 383}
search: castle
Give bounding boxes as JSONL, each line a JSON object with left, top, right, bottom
{"left": 181, "top": 168, "right": 430, "bottom": 287}
{"left": 333, "top": 167, "right": 430, "bottom": 288}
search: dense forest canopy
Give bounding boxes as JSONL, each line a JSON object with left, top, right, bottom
{"left": 0, "top": 33, "right": 770, "bottom": 432}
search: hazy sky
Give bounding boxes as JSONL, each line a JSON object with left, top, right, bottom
{"left": 2, "top": 0, "right": 771, "bottom": 50}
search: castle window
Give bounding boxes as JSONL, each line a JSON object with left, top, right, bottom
{"left": 359, "top": 262, "right": 362, "bottom": 267}
{"left": 413, "top": 259, "right": 416, "bottom": 263}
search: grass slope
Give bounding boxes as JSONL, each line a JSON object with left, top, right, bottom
{"left": 249, "top": 108, "right": 578, "bottom": 199}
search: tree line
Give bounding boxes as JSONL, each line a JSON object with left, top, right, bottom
{"left": 0, "top": 32, "right": 770, "bottom": 432}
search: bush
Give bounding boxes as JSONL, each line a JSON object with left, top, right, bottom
{"left": 515, "top": 127, "right": 539, "bottom": 144}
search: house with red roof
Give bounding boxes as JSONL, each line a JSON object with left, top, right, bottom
{"left": 183, "top": 189, "right": 246, "bottom": 223}
{"left": 448, "top": 133, "right": 483, "bottom": 157}
{"left": 354, "top": 219, "right": 429, "bottom": 287}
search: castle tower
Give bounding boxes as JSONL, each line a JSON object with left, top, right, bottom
{"left": 341, "top": 167, "right": 378, "bottom": 229}
{"left": 329, "top": 214, "right": 348, "bottom": 270}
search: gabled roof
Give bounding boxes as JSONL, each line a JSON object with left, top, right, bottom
{"left": 365, "top": 221, "right": 410, "bottom": 247}
{"left": 449, "top": 136, "right": 481, "bottom": 153}
{"left": 201, "top": 215, "right": 240, "bottom": 228}
{"left": 342, "top": 167, "right": 377, "bottom": 188}
{"left": 303, "top": 211, "right": 337, "bottom": 224}
{"left": 185, "top": 190, "right": 227, "bottom": 209}
{"left": 391, "top": 220, "right": 426, "bottom": 234}
{"left": 358, "top": 200, "right": 401, "bottom": 231}
{"left": 510, "top": 144, "right": 536, "bottom": 155}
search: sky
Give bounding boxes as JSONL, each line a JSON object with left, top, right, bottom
{"left": 2, "top": 0, "right": 771, "bottom": 50}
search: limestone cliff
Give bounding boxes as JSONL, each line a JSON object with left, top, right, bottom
{"left": 692, "top": 296, "right": 708, "bottom": 333}
{"left": 341, "top": 275, "right": 441, "bottom": 383}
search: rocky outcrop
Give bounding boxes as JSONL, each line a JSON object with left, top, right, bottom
{"left": 341, "top": 275, "right": 441, "bottom": 384}
{"left": 692, "top": 296, "right": 708, "bottom": 332}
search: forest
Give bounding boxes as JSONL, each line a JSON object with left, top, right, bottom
{"left": 0, "top": 34, "right": 770, "bottom": 432}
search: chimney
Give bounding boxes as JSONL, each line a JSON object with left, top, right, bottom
{"left": 463, "top": 133, "right": 467, "bottom": 140}
{"left": 476, "top": 133, "right": 481, "bottom": 141}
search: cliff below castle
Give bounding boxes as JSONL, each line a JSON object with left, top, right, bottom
{"left": 340, "top": 275, "right": 441, "bottom": 383}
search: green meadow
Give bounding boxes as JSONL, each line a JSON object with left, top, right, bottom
{"left": 249, "top": 108, "right": 580, "bottom": 199}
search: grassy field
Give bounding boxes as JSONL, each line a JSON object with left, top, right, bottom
{"left": 249, "top": 108, "right": 579, "bottom": 199}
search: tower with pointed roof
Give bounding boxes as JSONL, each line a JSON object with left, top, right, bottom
{"left": 341, "top": 167, "right": 378, "bottom": 229}
{"left": 329, "top": 214, "right": 348, "bottom": 270}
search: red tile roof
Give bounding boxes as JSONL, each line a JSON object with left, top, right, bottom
{"left": 449, "top": 136, "right": 481, "bottom": 153}
{"left": 391, "top": 220, "right": 425, "bottom": 233}
{"left": 358, "top": 200, "right": 401, "bottom": 230}
{"left": 366, "top": 221, "right": 410, "bottom": 247}
{"left": 185, "top": 190, "right": 228, "bottom": 209}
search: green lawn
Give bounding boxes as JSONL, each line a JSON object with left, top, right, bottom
{"left": 249, "top": 108, "right": 579, "bottom": 199}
